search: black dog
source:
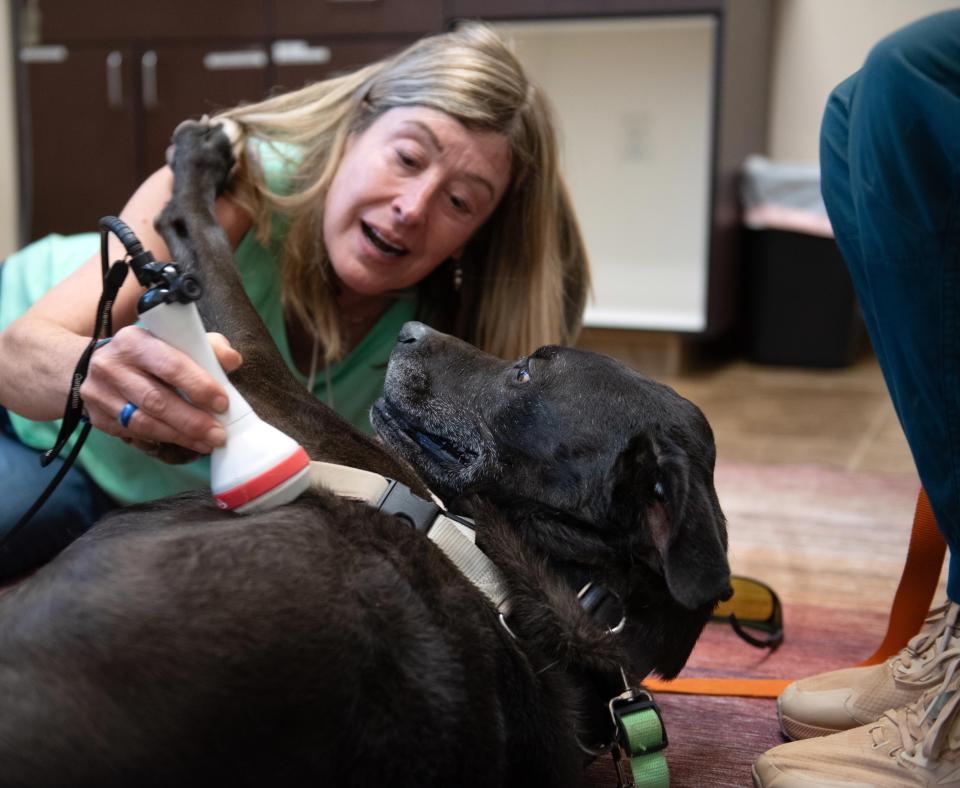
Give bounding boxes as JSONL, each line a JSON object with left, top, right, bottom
{"left": 0, "top": 123, "right": 730, "bottom": 787}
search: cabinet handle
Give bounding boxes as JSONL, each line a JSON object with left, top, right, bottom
{"left": 19, "top": 45, "right": 67, "bottom": 63}
{"left": 142, "top": 50, "right": 158, "bottom": 110}
{"left": 271, "top": 40, "right": 331, "bottom": 66}
{"left": 203, "top": 50, "right": 268, "bottom": 71}
{"left": 106, "top": 50, "right": 123, "bottom": 108}
{"left": 328, "top": 0, "right": 378, "bottom": 3}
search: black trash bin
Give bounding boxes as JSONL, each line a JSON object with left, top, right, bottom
{"left": 740, "top": 156, "right": 863, "bottom": 368}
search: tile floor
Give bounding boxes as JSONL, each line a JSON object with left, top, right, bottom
{"left": 660, "top": 351, "right": 916, "bottom": 476}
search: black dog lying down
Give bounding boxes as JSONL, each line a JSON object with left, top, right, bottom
{"left": 0, "top": 123, "right": 731, "bottom": 787}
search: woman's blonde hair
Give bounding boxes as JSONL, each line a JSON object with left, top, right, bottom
{"left": 218, "top": 22, "right": 590, "bottom": 363}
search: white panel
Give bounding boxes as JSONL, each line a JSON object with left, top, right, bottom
{"left": 495, "top": 17, "right": 716, "bottom": 332}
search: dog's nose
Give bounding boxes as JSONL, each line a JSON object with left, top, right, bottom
{"left": 397, "top": 321, "right": 431, "bottom": 345}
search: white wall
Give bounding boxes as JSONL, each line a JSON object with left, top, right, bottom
{"left": 497, "top": 17, "right": 716, "bottom": 331}
{"left": 767, "top": 0, "right": 959, "bottom": 162}
{"left": 0, "top": 0, "right": 18, "bottom": 256}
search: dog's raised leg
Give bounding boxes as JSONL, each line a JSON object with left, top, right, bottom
{"left": 154, "top": 120, "right": 424, "bottom": 489}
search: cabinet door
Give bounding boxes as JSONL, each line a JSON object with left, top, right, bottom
{"left": 270, "top": 38, "right": 415, "bottom": 94}
{"left": 140, "top": 45, "right": 270, "bottom": 173}
{"left": 28, "top": 0, "right": 268, "bottom": 42}
{"left": 274, "top": 0, "right": 442, "bottom": 36}
{"left": 19, "top": 45, "right": 139, "bottom": 241}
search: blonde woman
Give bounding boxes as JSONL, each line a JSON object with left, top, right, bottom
{"left": 0, "top": 23, "right": 590, "bottom": 569}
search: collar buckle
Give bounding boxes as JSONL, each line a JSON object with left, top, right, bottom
{"left": 578, "top": 581, "right": 627, "bottom": 635}
{"left": 375, "top": 479, "right": 442, "bottom": 531}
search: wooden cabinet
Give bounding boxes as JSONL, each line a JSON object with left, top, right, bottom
{"left": 273, "top": 0, "right": 442, "bottom": 37}
{"left": 17, "top": 39, "right": 272, "bottom": 238}
{"left": 18, "top": 44, "right": 140, "bottom": 238}
{"left": 23, "top": 0, "right": 268, "bottom": 41}
{"left": 15, "top": 0, "right": 274, "bottom": 239}
{"left": 139, "top": 44, "right": 270, "bottom": 173}
{"left": 13, "top": 0, "right": 440, "bottom": 242}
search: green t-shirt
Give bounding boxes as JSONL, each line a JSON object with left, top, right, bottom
{"left": 0, "top": 141, "right": 416, "bottom": 505}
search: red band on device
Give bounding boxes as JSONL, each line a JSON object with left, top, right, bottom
{"left": 214, "top": 446, "right": 310, "bottom": 510}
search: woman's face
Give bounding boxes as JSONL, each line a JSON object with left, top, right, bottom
{"left": 323, "top": 106, "right": 512, "bottom": 298}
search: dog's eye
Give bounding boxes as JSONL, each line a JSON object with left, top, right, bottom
{"left": 516, "top": 365, "right": 531, "bottom": 383}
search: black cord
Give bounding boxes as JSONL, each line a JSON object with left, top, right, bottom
{"left": 99, "top": 216, "right": 144, "bottom": 267}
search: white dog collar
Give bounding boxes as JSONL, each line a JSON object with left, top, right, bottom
{"left": 307, "top": 461, "right": 512, "bottom": 616}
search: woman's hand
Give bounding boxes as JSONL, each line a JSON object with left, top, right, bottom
{"left": 79, "top": 327, "right": 243, "bottom": 461}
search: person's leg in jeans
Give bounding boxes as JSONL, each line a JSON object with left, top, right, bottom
{"left": 828, "top": 17, "right": 960, "bottom": 599}
{"left": 754, "top": 11, "right": 960, "bottom": 786}
{"left": 0, "top": 408, "right": 115, "bottom": 583}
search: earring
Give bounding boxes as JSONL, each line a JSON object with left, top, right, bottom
{"left": 452, "top": 259, "right": 463, "bottom": 292}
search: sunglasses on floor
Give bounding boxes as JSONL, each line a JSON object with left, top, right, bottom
{"left": 710, "top": 575, "right": 784, "bottom": 651}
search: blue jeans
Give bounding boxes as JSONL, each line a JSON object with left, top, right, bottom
{"left": 0, "top": 409, "right": 116, "bottom": 583}
{"left": 820, "top": 10, "right": 960, "bottom": 602}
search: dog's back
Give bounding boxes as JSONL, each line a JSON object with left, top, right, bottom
{"left": 0, "top": 490, "right": 586, "bottom": 788}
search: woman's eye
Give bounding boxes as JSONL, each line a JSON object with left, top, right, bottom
{"left": 516, "top": 366, "right": 531, "bottom": 383}
{"left": 396, "top": 150, "right": 419, "bottom": 168}
{"left": 450, "top": 194, "right": 472, "bottom": 214}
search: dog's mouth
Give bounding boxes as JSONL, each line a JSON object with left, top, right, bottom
{"left": 371, "top": 398, "right": 478, "bottom": 473}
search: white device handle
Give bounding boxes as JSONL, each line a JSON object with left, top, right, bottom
{"left": 138, "top": 300, "right": 251, "bottom": 426}
{"left": 138, "top": 296, "right": 311, "bottom": 513}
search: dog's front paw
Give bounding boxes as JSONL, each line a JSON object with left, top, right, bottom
{"left": 166, "top": 116, "right": 243, "bottom": 196}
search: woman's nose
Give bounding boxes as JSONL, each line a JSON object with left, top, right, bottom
{"left": 392, "top": 179, "right": 433, "bottom": 226}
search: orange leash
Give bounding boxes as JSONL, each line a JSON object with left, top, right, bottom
{"left": 645, "top": 488, "right": 946, "bottom": 698}
{"left": 857, "top": 488, "right": 945, "bottom": 665}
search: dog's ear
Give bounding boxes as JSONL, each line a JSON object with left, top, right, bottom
{"left": 610, "top": 434, "right": 731, "bottom": 610}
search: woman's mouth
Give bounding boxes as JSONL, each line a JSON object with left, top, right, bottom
{"left": 361, "top": 221, "right": 408, "bottom": 257}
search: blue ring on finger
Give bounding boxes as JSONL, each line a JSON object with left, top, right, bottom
{"left": 119, "top": 401, "right": 138, "bottom": 428}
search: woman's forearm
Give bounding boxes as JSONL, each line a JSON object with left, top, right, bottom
{"left": 0, "top": 315, "right": 91, "bottom": 421}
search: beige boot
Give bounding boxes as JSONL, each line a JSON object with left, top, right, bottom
{"left": 753, "top": 659, "right": 960, "bottom": 787}
{"left": 778, "top": 601, "right": 960, "bottom": 740}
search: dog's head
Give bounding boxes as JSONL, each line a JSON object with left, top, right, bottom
{"left": 372, "top": 322, "right": 731, "bottom": 678}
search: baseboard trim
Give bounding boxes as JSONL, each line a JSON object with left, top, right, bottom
{"left": 576, "top": 328, "right": 696, "bottom": 378}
